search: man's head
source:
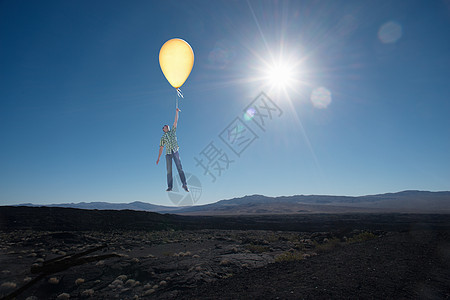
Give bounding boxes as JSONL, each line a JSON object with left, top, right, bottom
{"left": 162, "top": 125, "right": 170, "bottom": 133}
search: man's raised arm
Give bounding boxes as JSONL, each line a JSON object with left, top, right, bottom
{"left": 173, "top": 108, "right": 180, "bottom": 128}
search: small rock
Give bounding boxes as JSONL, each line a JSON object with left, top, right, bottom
{"left": 109, "top": 279, "right": 123, "bottom": 289}
{"left": 81, "top": 289, "right": 94, "bottom": 297}
{"left": 0, "top": 282, "right": 17, "bottom": 291}
{"left": 96, "top": 260, "right": 104, "bottom": 266}
{"left": 116, "top": 275, "right": 127, "bottom": 281}
{"left": 143, "top": 289, "right": 155, "bottom": 295}
{"left": 56, "top": 293, "right": 70, "bottom": 300}
{"left": 75, "top": 278, "right": 85, "bottom": 285}
{"left": 49, "top": 277, "right": 60, "bottom": 285}
{"left": 143, "top": 283, "right": 152, "bottom": 290}
{"left": 125, "top": 279, "right": 136, "bottom": 286}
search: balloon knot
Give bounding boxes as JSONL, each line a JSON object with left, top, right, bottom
{"left": 177, "top": 88, "right": 184, "bottom": 98}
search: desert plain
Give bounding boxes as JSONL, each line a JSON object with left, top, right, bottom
{"left": 0, "top": 207, "right": 449, "bottom": 299}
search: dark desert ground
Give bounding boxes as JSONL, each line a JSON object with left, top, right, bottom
{"left": 0, "top": 206, "right": 449, "bottom": 299}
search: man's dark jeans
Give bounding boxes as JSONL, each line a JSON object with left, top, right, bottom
{"left": 166, "top": 151, "right": 187, "bottom": 189}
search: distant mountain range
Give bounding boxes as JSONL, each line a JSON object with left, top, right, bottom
{"left": 15, "top": 201, "right": 181, "bottom": 213}
{"left": 13, "top": 190, "right": 450, "bottom": 215}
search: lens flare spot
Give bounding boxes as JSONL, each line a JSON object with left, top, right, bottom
{"left": 244, "top": 108, "right": 256, "bottom": 121}
{"left": 208, "top": 40, "right": 236, "bottom": 69}
{"left": 311, "top": 87, "right": 332, "bottom": 109}
{"left": 378, "top": 21, "right": 402, "bottom": 44}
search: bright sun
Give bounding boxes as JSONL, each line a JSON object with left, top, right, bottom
{"left": 265, "top": 63, "right": 295, "bottom": 88}
{"left": 249, "top": 47, "right": 306, "bottom": 94}
{"left": 257, "top": 53, "right": 304, "bottom": 93}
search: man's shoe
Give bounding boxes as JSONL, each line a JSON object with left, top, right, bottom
{"left": 182, "top": 185, "right": 189, "bottom": 192}
{"left": 166, "top": 188, "right": 172, "bottom": 192}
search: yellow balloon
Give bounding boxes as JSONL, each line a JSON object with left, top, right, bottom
{"left": 159, "top": 38, "right": 194, "bottom": 89}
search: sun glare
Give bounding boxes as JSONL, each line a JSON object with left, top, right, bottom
{"left": 256, "top": 53, "right": 305, "bottom": 95}
{"left": 265, "top": 63, "right": 295, "bottom": 88}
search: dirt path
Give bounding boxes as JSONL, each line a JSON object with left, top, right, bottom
{"left": 183, "top": 231, "right": 450, "bottom": 299}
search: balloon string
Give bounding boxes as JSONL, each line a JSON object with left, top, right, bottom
{"left": 176, "top": 88, "right": 183, "bottom": 111}
{"left": 176, "top": 90, "right": 179, "bottom": 111}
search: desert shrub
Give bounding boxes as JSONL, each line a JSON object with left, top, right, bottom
{"left": 287, "top": 233, "right": 302, "bottom": 243}
{"left": 266, "top": 233, "right": 279, "bottom": 243}
{"left": 293, "top": 242, "right": 305, "bottom": 251}
{"left": 275, "top": 251, "right": 304, "bottom": 262}
{"left": 347, "top": 232, "right": 376, "bottom": 244}
{"left": 313, "top": 238, "right": 341, "bottom": 252}
{"left": 245, "top": 244, "right": 270, "bottom": 253}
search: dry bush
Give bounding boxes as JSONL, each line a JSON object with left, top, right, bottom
{"left": 275, "top": 251, "right": 304, "bottom": 262}
{"left": 245, "top": 244, "right": 270, "bottom": 253}
{"left": 313, "top": 238, "right": 341, "bottom": 252}
{"left": 266, "top": 233, "right": 279, "bottom": 243}
{"left": 347, "top": 232, "right": 377, "bottom": 244}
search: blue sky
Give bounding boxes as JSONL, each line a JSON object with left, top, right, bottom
{"left": 1, "top": 0, "right": 449, "bottom": 206}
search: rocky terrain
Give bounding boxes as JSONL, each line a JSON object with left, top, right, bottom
{"left": 0, "top": 207, "right": 449, "bottom": 299}
{"left": 184, "top": 230, "right": 450, "bottom": 299}
{"left": 1, "top": 228, "right": 373, "bottom": 299}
